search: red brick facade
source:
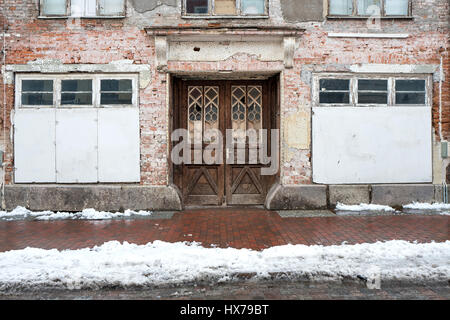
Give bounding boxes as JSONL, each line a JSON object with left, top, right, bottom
{"left": 0, "top": 0, "right": 449, "bottom": 187}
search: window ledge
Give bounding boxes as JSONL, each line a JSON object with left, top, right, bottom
{"left": 38, "top": 16, "right": 126, "bottom": 19}
{"left": 181, "top": 15, "right": 269, "bottom": 19}
{"left": 328, "top": 32, "right": 409, "bottom": 39}
{"left": 327, "top": 15, "right": 414, "bottom": 20}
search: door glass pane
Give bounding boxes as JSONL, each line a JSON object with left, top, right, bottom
{"left": 186, "top": 0, "right": 209, "bottom": 14}
{"left": 204, "top": 87, "right": 219, "bottom": 142}
{"left": 21, "top": 80, "right": 54, "bottom": 106}
{"left": 396, "top": 79, "right": 425, "bottom": 92}
{"left": 358, "top": 92, "right": 388, "bottom": 104}
{"left": 61, "top": 80, "right": 93, "bottom": 105}
{"left": 358, "top": 79, "right": 387, "bottom": 91}
{"left": 385, "top": 0, "right": 409, "bottom": 15}
{"left": 22, "top": 80, "right": 53, "bottom": 92}
{"left": 358, "top": 79, "right": 388, "bottom": 104}
{"left": 320, "top": 79, "right": 350, "bottom": 91}
{"left": 357, "top": 0, "right": 381, "bottom": 15}
{"left": 329, "top": 0, "right": 353, "bottom": 15}
{"left": 42, "top": 0, "right": 67, "bottom": 15}
{"left": 101, "top": 79, "right": 132, "bottom": 91}
{"left": 188, "top": 86, "right": 203, "bottom": 144}
{"left": 100, "top": 93, "right": 133, "bottom": 105}
{"left": 22, "top": 93, "right": 54, "bottom": 106}
{"left": 62, "top": 79, "right": 92, "bottom": 92}
{"left": 99, "top": 0, "right": 124, "bottom": 16}
{"left": 100, "top": 80, "right": 133, "bottom": 105}
{"left": 214, "top": 0, "right": 236, "bottom": 15}
{"left": 231, "top": 86, "right": 247, "bottom": 141}
{"left": 319, "top": 79, "right": 350, "bottom": 104}
{"left": 241, "top": 0, "right": 265, "bottom": 15}
{"left": 395, "top": 79, "right": 426, "bottom": 105}
{"left": 247, "top": 86, "right": 262, "bottom": 131}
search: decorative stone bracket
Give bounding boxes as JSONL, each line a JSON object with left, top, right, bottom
{"left": 155, "top": 36, "right": 169, "bottom": 72}
{"left": 283, "top": 37, "right": 296, "bottom": 69}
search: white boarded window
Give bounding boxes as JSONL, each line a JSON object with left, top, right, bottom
{"left": 312, "top": 73, "right": 432, "bottom": 185}
{"left": 14, "top": 74, "right": 140, "bottom": 184}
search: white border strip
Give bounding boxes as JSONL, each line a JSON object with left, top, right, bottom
{"left": 328, "top": 33, "right": 409, "bottom": 39}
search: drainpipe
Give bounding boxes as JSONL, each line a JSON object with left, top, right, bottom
{"left": 1, "top": 8, "right": 7, "bottom": 210}
{"left": 439, "top": 53, "right": 448, "bottom": 203}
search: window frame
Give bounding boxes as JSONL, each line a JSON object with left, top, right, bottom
{"left": 182, "top": 0, "right": 269, "bottom": 18}
{"left": 327, "top": 0, "right": 413, "bottom": 19}
{"left": 313, "top": 73, "right": 432, "bottom": 107}
{"left": 39, "top": 0, "right": 126, "bottom": 18}
{"left": 15, "top": 74, "right": 139, "bottom": 109}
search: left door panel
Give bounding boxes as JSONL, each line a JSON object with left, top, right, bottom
{"left": 56, "top": 109, "right": 98, "bottom": 183}
{"left": 14, "top": 109, "right": 56, "bottom": 183}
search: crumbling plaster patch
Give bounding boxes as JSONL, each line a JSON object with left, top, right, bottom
{"left": 284, "top": 109, "right": 310, "bottom": 151}
{"left": 280, "top": 0, "right": 324, "bottom": 23}
{"left": 169, "top": 40, "right": 285, "bottom": 62}
{"left": 130, "top": 0, "right": 178, "bottom": 13}
{"left": 301, "top": 64, "right": 443, "bottom": 83}
{"left": 3, "top": 59, "right": 152, "bottom": 89}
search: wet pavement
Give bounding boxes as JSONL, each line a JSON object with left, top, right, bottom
{"left": 0, "top": 208, "right": 448, "bottom": 252}
{"left": 0, "top": 280, "right": 448, "bottom": 300}
{"left": 0, "top": 208, "right": 448, "bottom": 300}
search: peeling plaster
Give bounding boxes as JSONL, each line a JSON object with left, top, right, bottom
{"left": 285, "top": 110, "right": 310, "bottom": 150}
{"left": 4, "top": 59, "right": 152, "bottom": 89}
{"left": 301, "top": 64, "right": 443, "bottom": 85}
{"left": 130, "top": 0, "right": 178, "bottom": 13}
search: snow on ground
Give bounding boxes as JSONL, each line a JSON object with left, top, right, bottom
{"left": 0, "top": 240, "right": 448, "bottom": 290}
{"left": 403, "top": 202, "right": 450, "bottom": 210}
{"left": 0, "top": 207, "right": 153, "bottom": 221}
{"left": 335, "top": 203, "right": 395, "bottom": 212}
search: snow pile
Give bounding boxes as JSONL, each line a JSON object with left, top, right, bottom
{"left": 0, "top": 240, "right": 448, "bottom": 290}
{"left": 0, "top": 207, "right": 153, "bottom": 221}
{"left": 336, "top": 203, "right": 395, "bottom": 212}
{"left": 403, "top": 202, "right": 450, "bottom": 210}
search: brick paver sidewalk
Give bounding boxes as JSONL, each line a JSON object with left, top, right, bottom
{"left": 0, "top": 208, "right": 448, "bottom": 251}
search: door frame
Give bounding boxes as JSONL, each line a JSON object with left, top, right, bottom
{"left": 169, "top": 74, "right": 281, "bottom": 208}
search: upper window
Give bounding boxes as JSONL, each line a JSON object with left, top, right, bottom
{"left": 183, "top": 0, "right": 268, "bottom": 17}
{"left": 328, "top": 0, "right": 411, "bottom": 17}
{"left": 40, "top": 0, "right": 125, "bottom": 17}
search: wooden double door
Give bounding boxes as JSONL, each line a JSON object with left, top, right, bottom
{"left": 172, "top": 78, "right": 279, "bottom": 206}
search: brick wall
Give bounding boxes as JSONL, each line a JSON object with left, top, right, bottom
{"left": 1, "top": 0, "right": 448, "bottom": 186}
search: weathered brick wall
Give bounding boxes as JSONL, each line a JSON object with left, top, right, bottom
{"left": 1, "top": 1, "right": 169, "bottom": 185}
{"left": 1, "top": 0, "right": 449, "bottom": 186}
